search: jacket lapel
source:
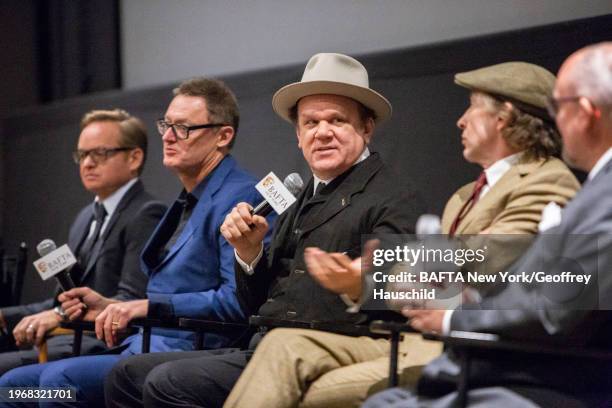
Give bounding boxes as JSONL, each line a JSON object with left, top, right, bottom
{"left": 300, "top": 154, "right": 382, "bottom": 235}
{"left": 456, "top": 159, "right": 543, "bottom": 234}
{"left": 155, "top": 155, "right": 237, "bottom": 269}
{"left": 81, "top": 180, "right": 144, "bottom": 279}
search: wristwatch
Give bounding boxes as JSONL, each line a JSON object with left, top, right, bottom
{"left": 53, "top": 306, "right": 67, "bottom": 320}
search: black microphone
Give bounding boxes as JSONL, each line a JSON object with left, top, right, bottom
{"left": 36, "top": 239, "right": 76, "bottom": 291}
{"left": 251, "top": 173, "right": 304, "bottom": 216}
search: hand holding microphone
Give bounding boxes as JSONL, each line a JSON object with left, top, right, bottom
{"left": 221, "top": 172, "right": 303, "bottom": 264}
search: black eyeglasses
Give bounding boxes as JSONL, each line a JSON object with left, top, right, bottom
{"left": 72, "top": 147, "right": 133, "bottom": 165}
{"left": 156, "top": 119, "right": 228, "bottom": 140}
{"left": 546, "top": 96, "right": 581, "bottom": 119}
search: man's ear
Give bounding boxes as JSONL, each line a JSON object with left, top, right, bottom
{"left": 295, "top": 126, "right": 302, "bottom": 148}
{"left": 128, "top": 148, "right": 144, "bottom": 174}
{"left": 216, "top": 126, "right": 235, "bottom": 149}
{"left": 496, "top": 102, "right": 513, "bottom": 131}
{"left": 362, "top": 117, "right": 375, "bottom": 144}
{"left": 578, "top": 97, "right": 601, "bottom": 120}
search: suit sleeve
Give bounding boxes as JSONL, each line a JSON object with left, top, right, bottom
{"left": 1, "top": 298, "right": 55, "bottom": 331}
{"left": 451, "top": 219, "right": 612, "bottom": 344}
{"left": 113, "top": 201, "right": 166, "bottom": 301}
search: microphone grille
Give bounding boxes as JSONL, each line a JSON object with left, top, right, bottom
{"left": 416, "top": 214, "right": 441, "bottom": 238}
{"left": 36, "top": 239, "right": 57, "bottom": 257}
{"left": 283, "top": 173, "right": 304, "bottom": 196}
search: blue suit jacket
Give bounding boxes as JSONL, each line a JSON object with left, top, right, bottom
{"left": 122, "top": 155, "right": 272, "bottom": 354}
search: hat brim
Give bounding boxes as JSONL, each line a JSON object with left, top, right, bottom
{"left": 272, "top": 80, "right": 392, "bottom": 124}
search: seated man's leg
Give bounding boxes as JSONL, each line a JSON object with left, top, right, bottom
{"left": 105, "top": 350, "right": 212, "bottom": 408}
{"left": 300, "top": 333, "right": 442, "bottom": 408}
{"left": 224, "top": 328, "right": 389, "bottom": 408}
{"left": 0, "top": 362, "right": 48, "bottom": 408}
{"left": 363, "top": 386, "right": 579, "bottom": 408}
{"left": 144, "top": 348, "right": 252, "bottom": 407}
{"left": 0, "top": 335, "right": 106, "bottom": 376}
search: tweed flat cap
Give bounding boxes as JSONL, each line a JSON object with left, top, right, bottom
{"left": 455, "top": 62, "right": 555, "bottom": 121}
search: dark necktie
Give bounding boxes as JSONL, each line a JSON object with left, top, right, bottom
{"left": 313, "top": 182, "right": 326, "bottom": 197}
{"left": 163, "top": 193, "right": 198, "bottom": 255}
{"left": 449, "top": 172, "right": 488, "bottom": 237}
{"left": 79, "top": 202, "right": 107, "bottom": 269}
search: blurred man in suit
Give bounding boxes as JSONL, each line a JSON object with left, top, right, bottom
{"left": 364, "top": 41, "right": 612, "bottom": 408}
{"left": 223, "top": 62, "right": 580, "bottom": 408}
{"left": 0, "top": 109, "right": 165, "bottom": 374}
{"left": 104, "top": 52, "right": 422, "bottom": 407}
{"left": 0, "top": 78, "right": 269, "bottom": 407}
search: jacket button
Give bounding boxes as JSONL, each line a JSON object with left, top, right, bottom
{"left": 294, "top": 228, "right": 301, "bottom": 235}
{"left": 286, "top": 311, "right": 297, "bottom": 318}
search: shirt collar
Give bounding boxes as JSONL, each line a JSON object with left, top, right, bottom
{"left": 484, "top": 151, "right": 523, "bottom": 189}
{"left": 95, "top": 178, "right": 138, "bottom": 218}
{"left": 313, "top": 147, "right": 371, "bottom": 195}
{"left": 588, "top": 147, "right": 612, "bottom": 181}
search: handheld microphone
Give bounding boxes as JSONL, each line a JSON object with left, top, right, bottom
{"left": 251, "top": 173, "right": 304, "bottom": 216}
{"left": 416, "top": 214, "right": 442, "bottom": 238}
{"left": 36, "top": 239, "right": 76, "bottom": 291}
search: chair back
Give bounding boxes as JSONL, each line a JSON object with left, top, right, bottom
{"left": 1, "top": 242, "right": 28, "bottom": 307}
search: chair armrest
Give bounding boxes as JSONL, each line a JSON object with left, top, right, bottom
{"left": 423, "top": 331, "right": 612, "bottom": 360}
{"left": 60, "top": 320, "right": 95, "bottom": 331}
{"left": 248, "top": 315, "right": 312, "bottom": 330}
{"left": 369, "top": 320, "right": 416, "bottom": 336}
{"left": 178, "top": 318, "right": 248, "bottom": 332}
{"left": 248, "top": 316, "right": 377, "bottom": 337}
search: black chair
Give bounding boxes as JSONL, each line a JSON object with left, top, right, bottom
{"left": 0, "top": 242, "right": 28, "bottom": 307}
{"left": 370, "top": 320, "right": 612, "bottom": 408}
{"left": 422, "top": 331, "right": 612, "bottom": 408}
{"left": 51, "top": 317, "right": 251, "bottom": 358}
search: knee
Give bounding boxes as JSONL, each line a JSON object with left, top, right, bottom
{"left": 143, "top": 362, "right": 183, "bottom": 400}
{"left": 0, "top": 367, "right": 26, "bottom": 387}
{"left": 39, "top": 362, "right": 73, "bottom": 388}
{"left": 105, "top": 358, "right": 130, "bottom": 392}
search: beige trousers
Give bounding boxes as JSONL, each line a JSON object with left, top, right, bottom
{"left": 223, "top": 328, "right": 442, "bottom": 408}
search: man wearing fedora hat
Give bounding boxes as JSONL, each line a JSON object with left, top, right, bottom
{"left": 221, "top": 62, "right": 580, "bottom": 408}
{"left": 103, "top": 53, "right": 422, "bottom": 407}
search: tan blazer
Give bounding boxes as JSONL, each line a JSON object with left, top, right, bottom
{"left": 441, "top": 157, "right": 580, "bottom": 280}
{"left": 441, "top": 157, "right": 580, "bottom": 235}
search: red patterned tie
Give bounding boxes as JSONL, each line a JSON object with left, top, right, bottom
{"left": 449, "top": 172, "right": 488, "bottom": 237}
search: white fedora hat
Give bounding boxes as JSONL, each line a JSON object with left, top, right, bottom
{"left": 272, "top": 53, "right": 392, "bottom": 124}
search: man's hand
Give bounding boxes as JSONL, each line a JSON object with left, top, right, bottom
{"left": 58, "top": 287, "right": 115, "bottom": 321}
{"left": 403, "top": 309, "right": 445, "bottom": 334}
{"left": 12, "top": 310, "right": 62, "bottom": 347}
{"left": 304, "top": 248, "right": 362, "bottom": 300}
{"left": 304, "top": 241, "right": 378, "bottom": 301}
{"left": 220, "top": 202, "right": 269, "bottom": 264}
{"left": 95, "top": 300, "right": 148, "bottom": 347}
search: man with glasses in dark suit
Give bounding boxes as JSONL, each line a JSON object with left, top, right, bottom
{"left": 0, "top": 109, "right": 166, "bottom": 374}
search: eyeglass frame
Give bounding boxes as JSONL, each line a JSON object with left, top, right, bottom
{"left": 546, "top": 95, "right": 582, "bottom": 119}
{"left": 72, "top": 147, "right": 135, "bottom": 165}
{"left": 156, "top": 119, "right": 229, "bottom": 140}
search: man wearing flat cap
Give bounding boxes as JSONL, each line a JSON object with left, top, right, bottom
{"left": 103, "top": 52, "right": 422, "bottom": 407}
{"left": 364, "top": 42, "right": 612, "bottom": 408}
{"left": 220, "top": 62, "right": 580, "bottom": 408}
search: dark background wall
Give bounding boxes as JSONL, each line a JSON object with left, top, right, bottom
{"left": 1, "top": 14, "right": 611, "bottom": 304}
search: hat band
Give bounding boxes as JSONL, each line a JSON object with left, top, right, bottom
{"left": 490, "top": 93, "right": 554, "bottom": 125}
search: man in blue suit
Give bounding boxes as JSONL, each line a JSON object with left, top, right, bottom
{"left": 0, "top": 77, "right": 271, "bottom": 407}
